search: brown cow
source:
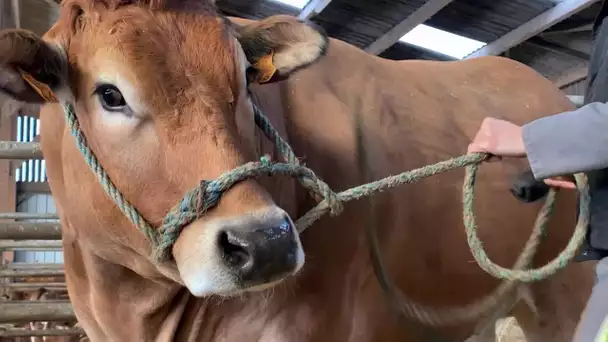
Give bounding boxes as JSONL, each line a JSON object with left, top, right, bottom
{"left": 0, "top": 0, "right": 597, "bottom": 341}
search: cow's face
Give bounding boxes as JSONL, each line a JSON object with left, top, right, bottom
{"left": 0, "top": 0, "right": 328, "bottom": 297}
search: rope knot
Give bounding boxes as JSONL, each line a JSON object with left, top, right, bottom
{"left": 308, "top": 175, "right": 343, "bottom": 216}
{"left": 197, "top": 180, "right": 223, "bottom": 215}
{"left": 325, "top": 189, "right": 343, "bottom": 216}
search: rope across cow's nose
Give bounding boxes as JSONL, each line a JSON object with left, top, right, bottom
{"left": 154, "top": 155, "right": 346, "bottom": 261}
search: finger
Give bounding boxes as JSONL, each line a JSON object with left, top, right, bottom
{"left": 467, "top": 142, "right": 493, "bottom": 155}
{"left": 467, "top": 144, "right": 502, "bottom": 163}
{"left": 467, "top": 143, "right": 484, "bottom": 154}
{"left": 543, "top": 178, "right": 576, "bottom": 189}
{"left": 548, "top": 175, "right": 577, "bottom": 187}
{"left": 559, "top": 175, "right": 577, "bottom": 183}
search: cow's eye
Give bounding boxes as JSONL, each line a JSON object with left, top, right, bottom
{"left": 95, "top": 84, "right": 127, "bottom": 112}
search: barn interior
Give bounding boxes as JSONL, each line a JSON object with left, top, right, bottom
{"left": 0, "top": 0, "right": 600, "bottom": 340}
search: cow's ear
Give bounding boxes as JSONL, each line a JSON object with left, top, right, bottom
{"left": 0, "top": 29, "right": 67, "bottom": 104}
{"left": 235, "top": 15, "right": 328, "bottom": 84}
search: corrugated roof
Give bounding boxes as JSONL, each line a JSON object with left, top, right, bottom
{"left": 380, "top": 42, "right": 456, "bottom": 61}
{"left": 508, "top": 41, "right": 584, "bottom": 79}
{"left": 428, "top": 0, "right": 559, "bottom": 43}
{"left": 549, "top": 1, "right": 602, "bottom": 32}
{"left": 17, "top": 0, "right": 597, "bottom": 91}
{"left": 313, "top": 0, "right": 428, "bottom": 48}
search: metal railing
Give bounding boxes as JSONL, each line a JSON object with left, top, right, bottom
{"left": 0, "top": 141, "right": 74, "bottom": 338}
{"left": 0, "top": 221, "right": 62, "bottom": 240}
{"left": 0, "top": 141, "right": 43, "bottom": 160}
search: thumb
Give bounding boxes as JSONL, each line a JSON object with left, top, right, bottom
{"left": 467, "top": 144, "right": 501, "bottom": 162}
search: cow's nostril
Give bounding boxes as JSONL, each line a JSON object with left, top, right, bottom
{"left": 218, "top": 230, "right": 252, "bottom": 271}
{"left": 215, "top": 215, "right": 300, "bottom": 284}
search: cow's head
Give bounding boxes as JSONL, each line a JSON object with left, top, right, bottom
{"left": 0, "top": 0, "right": 328, "bottom": 296}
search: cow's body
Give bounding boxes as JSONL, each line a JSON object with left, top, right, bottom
{"left": 0, "top": 2, "right": 595, "bottom": 341}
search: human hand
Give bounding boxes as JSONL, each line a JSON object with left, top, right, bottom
{"left": 469, "top": 118, "right": 577, "bottom": 190}
{"left": 544, "top": 175, "right": 577, "bottom": 189}
{"left": 467, "top": 117, "right": 526, "bottom": 161}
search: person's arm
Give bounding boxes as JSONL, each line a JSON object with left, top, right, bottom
{"left": 523, "top": 101, "right": 608, "bottom": 180}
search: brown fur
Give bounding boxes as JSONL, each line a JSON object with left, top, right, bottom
{"left": 0, "top": 1, "right": 596, "bottom": 341}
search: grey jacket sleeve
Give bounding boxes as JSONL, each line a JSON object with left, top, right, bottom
{"left": 522, "top": 101, "right": 608, "bottom": 179}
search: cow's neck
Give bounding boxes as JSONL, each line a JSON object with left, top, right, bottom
{"left": 73, "top": 255, "right": 321, "bottom": 341}
{"left": 246, "top": 86, "right": 304, "bottom": 217}
{"left": 57, "top": 219, "right": 180, "bottom": 340}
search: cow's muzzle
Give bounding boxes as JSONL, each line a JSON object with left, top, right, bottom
{"left": 218, "top": 215, "right": 300, "bottom": 285}
{"left": 173, "top": 205, "right": 304, "bottom": 297}
{"left": 510, "top": 169, "right": 550, "bottom": 203}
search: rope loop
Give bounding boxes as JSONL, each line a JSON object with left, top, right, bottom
{"left": 462, "top": 164, "right": 589, "bottom": 282}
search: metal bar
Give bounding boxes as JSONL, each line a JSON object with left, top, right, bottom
{"left": 466, "top": 0, "right": 599, "bottom": 59}
{"left": 0, "top": 212, "right": 59, "bottom": 220}
{"left": 0, "top": 328, "right": 85, "bottom": 338}
{"left": 0, "top": 301, "right": 75, "bottom": 323}
{"left": 543, "top": 22, "right": 593, "bottom": 35}
{"left": 298, "top": 0, "right": 334, "bottom": 20}
{"left": 39, "top": 0, "right": 61, "bottom": 10}
{"left": 4, "top": 283, "right": 66, "bottom": 290}
{"left": 0, "top": 222, "right": 62, "bottom": 240}
{"left": 0, "top": 141, "right": 43, "bottom": 160}
{"left": 5, "top": 263, "right": 64, "bottom": 270}
{"left": 0, "top": 269, "right": 64, "bottom": 278}
{"left": 365, "top": 0, "right": 454, "bottom": 55}
{"left": 526, "top": 36, "right": 590, "bottom": 60}
{"left": 0, "top": 0, "right": 18, "bottom": 28}
{"left": 0, "top": 240, "right": 62, "bottom": 250}
{"left": 17, "top": 182, "right": 52, "bottom": 195}
{"left": 10, "top": 0, "right": 20, "bottom": 29}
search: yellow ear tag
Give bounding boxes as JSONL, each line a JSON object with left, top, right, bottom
{"left": 252, "top": 50, "right": 277, "bottom": 84}
{"left": 17, "top": 68, "right": 58, "bottom": 103}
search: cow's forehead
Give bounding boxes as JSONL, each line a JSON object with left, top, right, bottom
{"left": 58, "top": 0, "right": 239, "bottom": 110}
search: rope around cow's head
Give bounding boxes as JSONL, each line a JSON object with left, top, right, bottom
{"left": 61, "top": 98, "right": 589, "bottom": 325}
